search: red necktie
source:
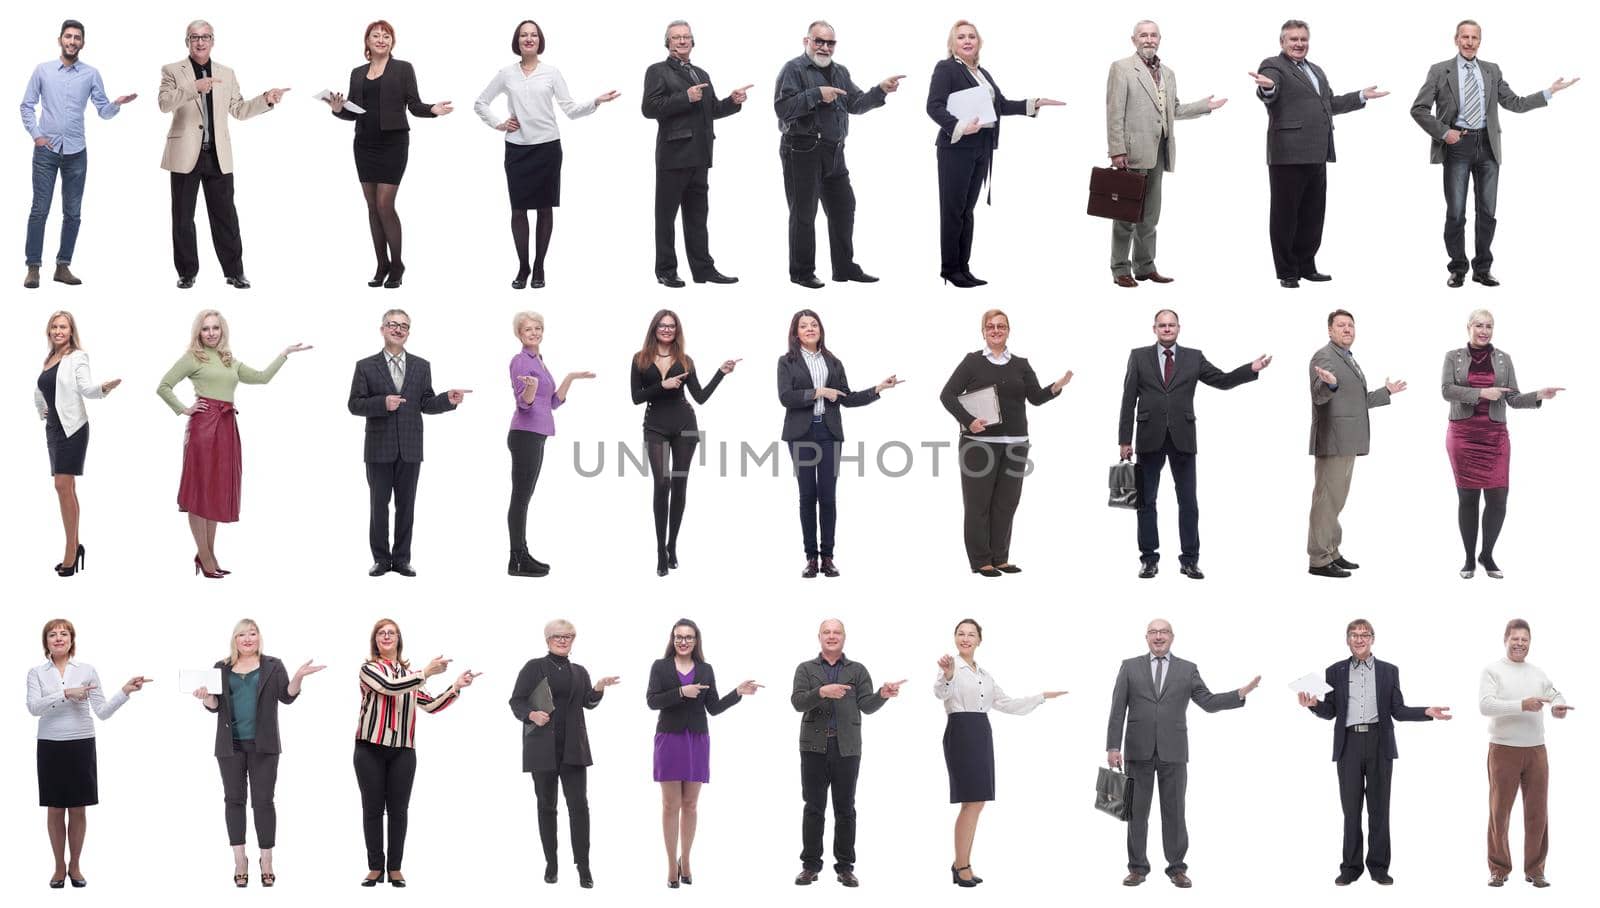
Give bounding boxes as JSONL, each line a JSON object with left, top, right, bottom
{"left": 1162, "top": 348, "right": 1175, "bottom": 387}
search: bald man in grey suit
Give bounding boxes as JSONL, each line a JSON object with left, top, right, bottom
{"left": 1307, "top": 309, "right": 1406, "bottom": 577}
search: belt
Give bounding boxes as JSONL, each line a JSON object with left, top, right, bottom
{"left": 1454, "top": 126, "right": 1481, "bottom": 135}
{"left": 1346, "top": 723, "right": 1375, "bottom": 733}
{"left": 823, "top": 728, "right": 837, "bottom": 737}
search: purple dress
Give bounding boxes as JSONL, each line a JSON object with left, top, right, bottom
{"left": 1446, "top": 346, "right": 1510, "bottom": 489}
{"left": 653, "top": 667, "right": 712, "bottom": 783}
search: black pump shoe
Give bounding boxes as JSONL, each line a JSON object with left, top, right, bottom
{"left": 360, "top": 871, "right": 383, "bottom": 887}
{"left": 369, "top": 265, "right": 390, "bottom": 287}
{"left": 657, "top": 548, "right": 670, "bottom": 577}
{"left": 56, "top": 544, "right": 85, "bottom": 577}
{"left": 511, "top": 267, "right": 530, "bottom": 289}
{"left": 666, "top": 544, "right": 679, "bottom": 569}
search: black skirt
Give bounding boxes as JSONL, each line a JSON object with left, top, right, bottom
{"left": 38, "top": 738, "right": 98, "bottom": 807}
{"left": 505, "top": 139, "right": 563, "bottom": 209}
{"left": 45, "top": 421, "right": 88, "bottom": 476}
{"left": 354, "top": 130, "right": 409, "bottom": 184}
{"left": 943, "top": 712, "right": 996, "bottom": 803}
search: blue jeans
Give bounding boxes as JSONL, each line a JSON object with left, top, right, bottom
{"left": 26, "top": 146, "right": 87, "bottom": 266}
{"left": 1442, "top": 132, "right": 1499, "bottom": 275}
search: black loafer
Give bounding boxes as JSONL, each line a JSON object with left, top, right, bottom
{"left": 1334, "top": 875, "right": 1357, "bottom": 886}
{"left": 1302, "top": 272, "right": 1332, "bottom": 282}
{"left": 792, "top": 275, "right": 825, "bottom": 289}
{"left": 1472, "top": 271, "right": 1500, "bottom": 287}
{"left": 1138, "top": 562, "right": 1158, "bottom": 579}
{"left": 1308, "top": 563, "right": 1351, "bottom": 578}
{"left": 657, "top": 272, "right": 685, "bottom": 288}
{"left": 1447, "top": 273, "right": 1465, "bottom": 288}
{"left": 996, "top": 564, "right": 1021, "bottom": 573}
{"left": 832, "top": 271, "right": 879, "bottom": 283}
{"left": 1371, "top": 873, "right": 1393, "bottom": 885}
{"left": 177, "top": 275, "right": 196, "bottom": 289}
{"left": 391, "top": 562, "right": 416, "bottom": 578}
{"left": 1179, "top": 563, "right": 1205, "bottom": 580}
{"left": 368, "top": 562, "right": 391, "bottom": 577}
{"left": 974, "top": 566, "right": 1002, "bottom": 577}
{"left": 1330, "top": 555, "right": 1360, "bottom": 570}
{"left": 693, "top": 271, "right": 739, "bottom": 284}
{"left": 225, "top": 275, "right": 251, "bottom": 289}
{"left": 1279, "top": 278, "right": 1300, "bottom": 288}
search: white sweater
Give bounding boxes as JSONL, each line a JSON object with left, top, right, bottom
{"left": 1478, "top": 657, "right": 1565, "bottom": 747}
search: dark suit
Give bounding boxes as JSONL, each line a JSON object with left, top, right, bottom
{"left": 642, "top": 55, "right": 742, "bottom": 279}
{"left": 1118, "top": 344, "right": 1257, "bottom": 567}
{"left": 331, "top": 60, "right": 435, "bottom": 131}
{"left": 645, "top": 658, "right": 742, "bottom": 732}
{"left": 777, "top": 352, "right": 881, "bottom": 559}
{"left": 1106, "top": 653, "right": 1246, "bottom": 877}
{"left": 791, "top": 654, "right": 887, "bottom": 873}
{"left": 1255, "top": 52, "right": 1367, "bottom": 280}
{"left": 1410, "top": 57, "right": 1548, "bottom": 276}
{"left": 204, "top": 656, "right": 298, "bottom": 848}
{"left": 924, "top": 58, "right": 1031, "bottom": 276}
{"left": 509, "top": 654, "right": 604, "bottom": 870}
{"left": 347, "top": 351, "right": 456, "bottom": 566}
{"left": 1305, "top": 657, "right": 1433, "bottom": 880}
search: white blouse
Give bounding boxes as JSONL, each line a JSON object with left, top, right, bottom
{"left": 33, "top": 349, "right": 104, "bottom": 438}
{"left": 26, "top": 660, "right": 129, "bottom": 741}
{"left": 934, "top": 659, "right": 1044, "bottom": 715}
{"left": 474, "top": 62, "right": 596, "bottom": 146}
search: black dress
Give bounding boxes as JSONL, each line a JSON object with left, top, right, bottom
{"left": 353, "top": 69, "right": 410, "bottom": 184}
{"left": 40, "top": 364, "right": 88, "bottom": 476}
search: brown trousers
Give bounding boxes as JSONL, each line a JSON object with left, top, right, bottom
{"left": 1487, "top": 743, "right": 1549, "bottom": 878}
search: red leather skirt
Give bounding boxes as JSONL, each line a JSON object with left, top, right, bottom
{"left": 177, "top": 397, "right": 242, "bottom": 522}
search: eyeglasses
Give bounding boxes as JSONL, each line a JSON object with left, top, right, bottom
{"left": 548, "top": 634, "right": 575, "bottom": 643}
{"left": 1348, "top": 633, "right": 1373, "bottom": 641}
{"left": 383, "top": 322, "right": 411, "bottom": 332}
{"left": 658, "top": 324, "right": 678, "bottom": 332}
{"left": 808, "top": 37, "right": 838, "bottom": 47}
{"left": 187, "top": 34, "right": 214, "bottom": 43}
{"left": 672, "top": 635, "right": 697, "bottom": 644}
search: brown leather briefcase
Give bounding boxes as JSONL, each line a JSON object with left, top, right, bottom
{"left": 1086, "top": 167, "right": 1147, "bottom": 222}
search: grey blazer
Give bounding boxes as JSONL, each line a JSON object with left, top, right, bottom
{"left": 204, "top": 655, "right": 298, "bottom": 758}
{"left": 1441, "top": 347, "right": 1541, "bottom": 422}
{"left": 790, "top": 655, "right": 887, "bottom": 758}
{"left": 1105, "top": 653, "right": 1244, "bottom": 764}
{"left": 1410, "top": 57, "right": 1547, "bottom": 164}
{"left": 1255, "top": 52, "right": 1365, "bottom": 165}
{"left": 1104, "top": 54, "right": 1212, "bottom": 171}
{"left": 1308, "top": 342, "right": 1391, "bottom": 456}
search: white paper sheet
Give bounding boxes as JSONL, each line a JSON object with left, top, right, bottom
{"left": 957, "top": 385, "right": 1002, "bottom": 426}
{"left": 180, "top": 668, "right": 224, "bottom": 695}
{"left": 1288, "top": 673, "right": 1333, "bottom": 697}
{"left": 314, "top": 90, "right": 365, "bottom": 114}
{"left": 946, "top": 85, "right": 997, "bottom": 126}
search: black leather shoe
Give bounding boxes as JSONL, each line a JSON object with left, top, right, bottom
{"left": 177, "top": 275, "right": 196, "bottom": 289}
{"left": 941, "top": 271, "right": 978, "bottom": 288}
{"left": 836, "top": 870, "right": 859, "bottom": 887}
{"left": 1334, "top": 874, "right": 1358, "bottom": 886}
{"left": 391, "top": 562, "right": 416, "bottom": 578}
{"left": 657, "top": 272, "right": 686, "bottom": 288}
{"left": 1472, "top": 271, "right": 1500, "bottom": 287}
{"left": 368, "top": 562, "right": 391, "bottom": 577}
{"left": 225, "top": 275, "right": 251, "bottom": 289}
{"left": 68, "top": 876, "right": 87, "bottom": 889}
{"left": 996, "top": 563, "right": 1021, "bottom": 573}
{"left": 792, "top": 275, "right": 825, "bottom": 289}
{"left": 801, "top": 559, "right": 819, "bottom": 578}
{"left": 1279, "top": 278, "right": 1300, "bottom": 288}
{"left": 961, "top": 271, "right": 988, "bottom": 286}
{"left": 1447, "top": 272, "right": 1466, "bottom": 288}
{"left": 1308, "top": 563, "right": 1351, "bottom": 578}
{"left": 49, "top": 877, "right": 66, "bottom": 889}
{"left": 657, "top": 548, "right": 670, "bottom": 577}
{"left": 1371, "top": 872, "right": 1394, "bottom": 885}
{"left": 1179, "top": 563, "right": 1205, "bottom": 580}
{"left": 795, "top": 869, "right": 819, "bottom": 885}
{"left": 370, "top": 266, "right": 390, "bottom": 288}
{"left": 361, "top": 872, "right": 383, "bottom": 887}
{"left": 577, "top": 866, "right": 593, "bottom": 888}
{"left": 544, "top": 862, "right": 558, "bottom": 884}
{"left": 974, "top": 566, "right": 1003, "bottom": 577}
{"left": 1138, "top": 562, "right": 1158, "bottom": 579}
{"left": 383, "top": 264, "right": 404, "bottom": 289}
{"left": 666, "top": 545, "right": 678, "bottom": 569}
{"left": 389, "top": 876, "right": 407, "bottom": 888}
{"left": 511, "top": 268, "right": 529, "bottom": 289}
{"left": 1330, "top": 555, "right": 1360, "bottom": 570}
{"left": 820, "top": 557, "right": 840, "bottom": 577}
{"left": 530, "top": 267, "right": 545, "bottom": 289}
{"left": 693, "top": 271, "right": 739, "bottom": 284}
{"left": 832, "top": 271, "right": 879, "bottom": 283}
{"left": 1302, "top": 272, "right": 1332, "bottom": 282}
{"left": 508, "top": 550, "right": 549, "bottom": 577}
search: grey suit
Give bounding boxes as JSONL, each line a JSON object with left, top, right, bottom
{"left": 1104, "top": 54, "right": 1212, "bottom": 277}
{"left": 1106, "top": 653, "right": 1246, "bottom": 877}
{"left": 1307, "top": 342, "right": 1392, "bottom": 567}
{"left": 1410, "top": 56, "right": 1549, "bottom": 275}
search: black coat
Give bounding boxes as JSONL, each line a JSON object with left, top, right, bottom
{"left": 641, "top": 56, "right": 741, "bottom": 170}
{"left": 646, "top": 658, "right": 741, "bottom": 734}
{"left": 347, "top": 351, "right": 456, "bottom": 464}
{"left": 1255, "top": 52, "right": 1365, "bottom": 165}
{"left": 1306, "top": 657, "right": 1433, "bottom": 761}
{"left": 204, "top": 655, "right": 298, "bottom": 758}
{"left": 509, "top": 655, "right": 602, "bottom": 772}
{"left": 332, "top": 59, "right": 437, "bottom": 132}
{"left": 925, "top": 57, "right": 1028, "bottom": 147}
{"left": 776, "top": 352, "right": 880, "bottom": 442}
{"left": 1118, "top": 345, "right": 1257, "bottom": 454}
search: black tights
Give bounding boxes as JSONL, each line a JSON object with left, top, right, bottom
{"left": 1457, "top": 487, "right": 1508, "bottom": 569}
{"left": 362, "top": 182, "right": 402, "bottom": 272}
{"left": 646, "top": 431, "right": 698, "bottom": 553}
{"left": 508, "top": 430, "right": 547, "bottom": 553}
{"left": 511, "top": 207, "right": 554, "bottom": 277}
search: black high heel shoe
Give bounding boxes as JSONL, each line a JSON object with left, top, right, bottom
{"left": 360, "top": 871, "right": 383, "bottom": 887}
{"left": 388, "top": 873, "right": 407, "bottom": 888}
{"left": 1478, "top": 554, "right": 1505, "bottom": 579}
{"left": 941, "top": 272, "right": 978, "bottom": 289}
{"left": 259, "top": 858, "right": 275, "bottom": 888}
{"left": 657, "top": 548, "right": 670, "bottom": 577}
{"left": 666, "top": 544, "right": 679, "bottom": 570}
{"left": 368, "top": 265, "right": 390, "bottom": 288}
{"left": 951, "top": 864, "right": 982, "bottom": 886}
{"left": 678, "top": 860, "right": 693, "bottom": 885}
{"left": 49, "top": 876, "right": 66, "bottom": 889}
{"left": 577, "top": 865, "right": 594, "bottom": 888}
{"left": 512, "top": 267, "right": 530, "bottom": 289}
{"left": 383, "top": 263, "right": 405, "bottom": 289}
{"left": 68, "top": 875, "right": 87, "bottom": 889}
{"left": 961, "top": 271, "right": 988, "bottom": 286}
{"left": 531, "top": 267, "right": 546, "bottom": 289}
{"left": 56, "top": 544, "right": 85, "bottom": 577}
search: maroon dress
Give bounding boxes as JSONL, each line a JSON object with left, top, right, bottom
{"left": 1446, "top": 346, "right": 1510, "bottom": 489}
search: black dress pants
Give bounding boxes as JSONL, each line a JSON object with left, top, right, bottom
{"left": 218, "top": 739, "right": 279, "bottom": 848}
{"left": 958, "top": 440, "right": 1028, "bottom": 570}
{"left": 789, "top": 419, "right": 840, "bottom": 559}
{"left": 780, "top": 136, "right": 858, "bottom": 280}
{"left": 353, "top": 741, "right": 417, "bottom": 873}
{"left": 1267, "top": 162, "right": 1328, "bottom": 280}
{"left": 1136, "top": 433, "right": 1199, "bottom": 567}
{"left": 936, "top": 138, "right": 992, "bottom": 275}
{"left": 1337, "top": 727, "right": 1393, "bottom": 879}
{"left": 799, "top": 737, "right": 861, "bottom": 873}
{"left": 367, "top": 459, "right": 421, "bottom": 565}
{"left": 507, "top": 430, "right": 547, "bottom": 552}
{"left": 171, "top": 147, "right": 244, "bottom": 279}
{"left": 532, "top": 764, "right": 590, "bottom": 868}
{"left": 654, "top": 165, "right": 716, "bottom": 278}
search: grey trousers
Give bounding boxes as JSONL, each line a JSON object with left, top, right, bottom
{"left": 1126, "top": 758, "right": 1188, "bottom": 876}
{"left": 1308, "top": 455, "right": 1357, "bottom": 566}
{"left": 1110, "top": 142, "right": 1168, "bottom": 277}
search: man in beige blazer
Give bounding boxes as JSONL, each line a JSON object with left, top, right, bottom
{"left": 158, "top": 19, "right": 287, "bottom": 289}
{"left": 1307, "top": 309, "right": 1406, "bottom": 577}
{"left": 1104, "top": 21, "right": 1225, "bottom": 288}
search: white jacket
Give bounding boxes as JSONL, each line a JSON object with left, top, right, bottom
{"left": 33, "top": 349, "right": 103, "bottom": 437}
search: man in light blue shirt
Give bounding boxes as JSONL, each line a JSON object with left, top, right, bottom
{"left": 18, "top": 20, "right": 136, "bottom": 288}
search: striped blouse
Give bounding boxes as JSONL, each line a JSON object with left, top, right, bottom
{"left": 355, "top": 659, "right": 458, "bottom": 749}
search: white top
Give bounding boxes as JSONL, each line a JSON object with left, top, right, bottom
{"left": 33, "top": 349, "right": 104, "bottom": 438}
{"left": 801, "top": 347, "right": 829, "bottom": 416}
{"left": 474, "top": 62, "right": 596, "bottom": 146}
{"left": 933, "top": 659, "right": 1044, "bottom": 716}
{"left": 1479, "top": 657, "right": 1565, "bottom": 747}
{"left": 26, "top": 660, "right": 129, "bottom": 741}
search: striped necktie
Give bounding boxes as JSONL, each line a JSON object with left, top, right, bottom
{"left": 1462, "top": 61, "right": 1483, "bottom": 128}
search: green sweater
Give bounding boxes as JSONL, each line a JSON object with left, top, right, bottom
{"left": 157, "top": 352, "right": 287, "bottom": 415}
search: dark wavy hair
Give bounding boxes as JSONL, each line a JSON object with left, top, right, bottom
{"left": 785, "top": 309, "right": 836, "bottom": 366}
{"left": 662, "top": 618, "right": 706, "bottom": 662}
{"left": 634, "top": 309, "right": 694, "bottom": 374}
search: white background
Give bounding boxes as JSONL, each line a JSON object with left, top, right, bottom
{"left": 2, "top": 0, "right": 1595, "bottom": 904}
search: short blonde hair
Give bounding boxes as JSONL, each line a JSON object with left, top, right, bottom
{"left": 227, "top": 618, "right": 261, "bottom": 666}
{"left": 946, "top": 20, "right": 982, "bottom": 63}
{"left": 980, "top": 308, "right": 1009, "bottom": 334}
{"left": 1467, "top": 308, "right": 1494, "bottom": 326}
{"left": 544, "top": 619, "right": 576, "bottom": 639}
{"left": 513, "top": 310, "right": 544, "bottom": 339}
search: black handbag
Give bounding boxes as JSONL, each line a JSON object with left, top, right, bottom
{"left": 1096, "top": 766, "right": 1132, "bottom": 821}
{"left": 1108, "top": 460, "right": 1139, "bottom": 509}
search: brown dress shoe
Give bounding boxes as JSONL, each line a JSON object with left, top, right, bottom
{"left": 794, "top": 869, "right": 819, "bottom": 885}
{"left": 1136, "top": 271, "right": 1175, "bottom": 283}
{"left": 24, "top": 266, "right": 40, "bottom": 288}
{"left": 1526, "top": 874, "right": 1550, "bottom": 888}
{"left": 836, "top": 870, "right": 859, "bottom": 887}
{"left": 1123, "top": 872, "right": 1146, "bottom": 886}
{"left": 53, "top": 264, "right": 82, "bottom": 285}
{"left": 1113, "top": 274, "right": 1138, "bottom": 288}
{"left": 1488, "top": 875, "right": 1506, "bottom": 887}
{"left": 1169, "top": 871, "right": 1193, "bottom": 888}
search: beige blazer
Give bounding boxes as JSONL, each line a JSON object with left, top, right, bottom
{"left": 1104, "top": 54, "right": 1211, "bottom": 171}
{"left": 157, "top": 58, "right": 273, "bottom": 174}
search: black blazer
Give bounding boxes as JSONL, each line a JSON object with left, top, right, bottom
{"left": 940, "top": 351, "right": 1060, "bottom": 439}
{"left": 204, "top": 655, "right": 298, "bottom": 758}
{"left": 508, "top": 655, "right": 602, "bottom": 772}
{"left": 1255, "top": 52, "right": 1365, "bottom": 165}
{"left": 1118, "top": 345, "right": 1257, "bottom": 454}
{"left": 332, "top": 59, "right": 436, "bottom": 132}
{"left": 777, "top": 352, "right": 880, "bottom": 442}
{"left": 641, "top": 56, "right": 741, "bottom": 170}
{"left": 925, "top": 57, "right": 1029, "bottom": 147}
{"left": 347, "top": 351, "right": 456, "bottom": 464}
{"left": 646, "top": 658, "right": 741, "bottom": 734}
{"left": 1306, "top": 657, "right": 1432, "bottom": 761}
